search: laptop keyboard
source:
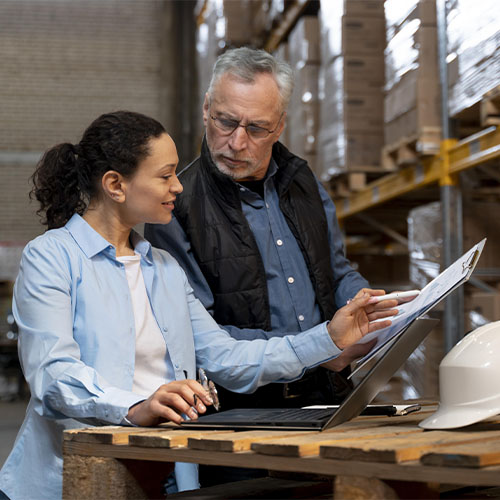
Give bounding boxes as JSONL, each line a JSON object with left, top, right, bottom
{"left": 241, "top": 408, "right": 335, "bottom": 423}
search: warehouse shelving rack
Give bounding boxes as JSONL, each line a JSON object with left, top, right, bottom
{"left": 261, "top": 0, "right": 500, "bottom": 351}
{"left": 335, "top": 126, "right": 500, "bottom": 220}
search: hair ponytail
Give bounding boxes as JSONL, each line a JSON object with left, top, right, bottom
{"left": 31, "top": 111, "right": 166, "bottom": 230}
{"left": 31, "top": 143, "right": 87, "bottom": 229}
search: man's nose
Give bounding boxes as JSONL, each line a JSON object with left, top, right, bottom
{"left": 228, "top": 125, "right": 248, "bottom": 151}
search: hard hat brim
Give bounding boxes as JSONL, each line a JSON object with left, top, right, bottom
{"left": 419, "top": 404, "right": 500, "bottom": 429}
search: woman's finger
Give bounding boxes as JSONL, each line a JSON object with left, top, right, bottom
{"left": 154, "top": 390, "right": 198, "bottom": 420}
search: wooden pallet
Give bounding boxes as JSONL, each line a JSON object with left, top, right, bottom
{"left": 480, "top": 85, "right": 500, "bottom": 127}
{"left": 452, "top": 85, "right": 500, "bottom": 138}
{"left": 381, "top": 128, "right": 442, "bottom": 170}
{"left": 62, "top": 410, "right": 500, "bottom": 499}
{"left": 328, "top": 164, "right": 397, "bottom": 199}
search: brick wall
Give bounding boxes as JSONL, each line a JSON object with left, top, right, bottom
{"left": 0, "top": 0, "right": 165, "bottom": 242}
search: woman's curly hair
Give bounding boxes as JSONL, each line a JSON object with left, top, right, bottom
{"left": 31, "top": 110, "right": 165, "bottom": 229}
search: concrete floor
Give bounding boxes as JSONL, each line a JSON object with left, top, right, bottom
{"left": 0, "top": 400, "right": 28, "bottom": 468}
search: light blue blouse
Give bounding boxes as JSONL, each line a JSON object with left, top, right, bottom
{"left": 0, "top": 214, "right": 340, "bottom": 499}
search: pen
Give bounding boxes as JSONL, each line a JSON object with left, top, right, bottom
{"left": 372, "top": 290, "right": 420, "bottom": 302}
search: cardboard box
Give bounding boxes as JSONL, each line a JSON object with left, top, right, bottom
{"left": 466, "top": 292, "right": 500, "bottom": 323}
{"left": 345, "top": 92, "right": 384, "bottom": 132}
{"left": 463, "top": 201, "right": 500, "bottom": 271}
{"left": 344, "top": 0, "right": 385, "bottom": 18}
{"left": 345, "top": 132, "right": 384, "bottom": 168}
{"left": 343, "top": 54, "right": 385, "bottom": 85}
{"left": 384, "top": 72, "right": 441, "bottom": 125}
{"left": 342, "top": 16, "right": 386, "bottom": 55}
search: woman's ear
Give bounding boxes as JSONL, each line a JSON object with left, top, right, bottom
{"left": 102, "top": 171, "right": 124, "bottom": 202}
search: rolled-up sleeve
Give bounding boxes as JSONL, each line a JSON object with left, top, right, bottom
{"left": 185, "top": 272, "right": 342, "bottom": 394}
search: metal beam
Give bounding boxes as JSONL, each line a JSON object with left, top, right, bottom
{"left": 263, "top": 0, "right": 310, "bottom": 53}
{"left": 335, "top": 126, "right": 500, "bottom": 220}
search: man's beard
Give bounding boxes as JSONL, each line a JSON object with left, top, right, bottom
{"left": 211, "top": 152, "right": 257, "bottom": 181}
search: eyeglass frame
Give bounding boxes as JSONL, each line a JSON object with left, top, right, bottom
{"left": 209, "top": 111, "right": 284, "bottom": 140}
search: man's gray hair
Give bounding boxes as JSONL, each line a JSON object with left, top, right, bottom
{"left": 207, "top": 47, "right": 294, "bottom": 111}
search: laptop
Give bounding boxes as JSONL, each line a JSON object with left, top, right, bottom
{"left": 181, "top": 239, "right": 484, "bottom": 432}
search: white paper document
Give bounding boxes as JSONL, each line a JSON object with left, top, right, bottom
{"left": 349, "top": 238, "right": 486, "bottom": 378}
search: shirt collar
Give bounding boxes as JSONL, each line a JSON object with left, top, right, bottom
{"left": 266, "top": 157, "right": 278, "bottom": 179}
{"left": 65, "top": 214, "right": 153, "bottom": 263}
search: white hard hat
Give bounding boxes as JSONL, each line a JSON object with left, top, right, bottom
{"left": 419, "top": 320, "right": 500, "bottom": 429}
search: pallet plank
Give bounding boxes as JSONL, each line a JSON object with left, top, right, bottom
{"left": 188, "top": 430, "right": 309, "bottom": 452}
{"left": 320, "top": 430, "right": 500, "bottom": 463}
{"left": 129, "top": 429, "right": 235, "bottom": 448}
{"left": 421, "top": 438, "right": 500, "bottom": 468}
{"left": 251, "top": 425, "right": 423, "bottom": 457}
{"left": 63, "top": 426, "right": 155, "bottom": 445}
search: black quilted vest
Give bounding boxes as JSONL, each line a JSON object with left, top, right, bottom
{"left": 174, "top": 138, "right": 338, "bottom": 330}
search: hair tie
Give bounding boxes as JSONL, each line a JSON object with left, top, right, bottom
{"left": 71, "top": 143, "right": 81, "bottom": 157}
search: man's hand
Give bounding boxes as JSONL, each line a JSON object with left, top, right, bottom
{"left": 327, "top": 293, "right": 397, "bottom": 350}
{"left": 126, "top": 379, "right": 214, "bottom": 427}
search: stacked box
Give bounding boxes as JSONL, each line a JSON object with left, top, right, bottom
{"left": 317, "top": 0, "right": 385, "bottom": 181}
{"left": 446, "top": 0, "right": 500, "bottom": 119}
{"left": 384, "top": 0, "right": 441, "bottom": 151}
{"left": 194, "top": 0, "right": 269, "bottom": 141}
{"left": 285, "top": 16, "right": 320, "bottom": 174}
{"left": 273, "top": 42, "right": 290, "bottom": 146}
{"left": 399, "top": 198, "right": 500, "bottom": 398}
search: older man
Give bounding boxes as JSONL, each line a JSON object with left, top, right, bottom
{"left": 145, "top": 47, "right": 378, "bottom": 407}
{"left": 145, "top": 46, "right": 389, "bottom": 486}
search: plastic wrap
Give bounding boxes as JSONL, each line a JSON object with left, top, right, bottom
{"left": 194, "top": 0, "right": 269, "bottom": 129}
{"left": 383, "top": 0, "right": 441, "bottom": 146}
{"left": 317, "top": 0, "right": 385, "bottom": 181}
{"left": 371, "top": 201, "right": 444, "bottom": 401}
{"left": 446, "top": 0, "right": 500, "bottom": 117}
{"left": 284, "top": 16, "right": 320, "bottom": 174}
{"left": 408, "top": 201, "right": 442, "bottom": 288}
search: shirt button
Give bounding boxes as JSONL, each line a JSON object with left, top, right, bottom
{"left": 298, "top": 315, "right": 305, "bottom": 321}
{"left": 288, "top": 276, "right": 295, "bottom": 284}
{"left": 266, "top": 203, "right": 270, "bottom": 208}
{"left": 276, "top": 239, "right": 283, "bottom": 246}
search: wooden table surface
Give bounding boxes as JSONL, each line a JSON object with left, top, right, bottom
{"left": 62, "top": 405, "right": 500, "bottom": 498}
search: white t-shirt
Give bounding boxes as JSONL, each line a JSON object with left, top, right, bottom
{"left": 117, "top": 253, "right": 175, "bottom": 397}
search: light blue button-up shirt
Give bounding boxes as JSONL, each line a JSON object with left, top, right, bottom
{"left": 145, "top": 159, "right": 369, "bottom": 340}
{"left": 0, "top": 214, "right": 340, "bottom": 500}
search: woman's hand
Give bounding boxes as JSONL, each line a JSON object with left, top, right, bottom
{"left": 126, "top": 379, "right": 214, "bottom": 427}
{"left": 327, "top": 293, "right": 397, "bottom": 350}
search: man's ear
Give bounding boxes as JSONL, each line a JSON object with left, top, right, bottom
{"left": 102, "top": 170, "right": 125, "bottom": 202}
{"left": 274, "top": 111, "right": 287, "bottom": 142}
{"left": 202, "top": 93, "right": 210, "bottom": 127}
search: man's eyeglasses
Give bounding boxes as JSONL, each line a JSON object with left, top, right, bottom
{"left": 210, "top": 112, "right": 283, "bottom": 140}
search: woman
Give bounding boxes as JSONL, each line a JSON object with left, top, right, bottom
{"left": 0, "top": 111, "right": 394, "bottom": 499}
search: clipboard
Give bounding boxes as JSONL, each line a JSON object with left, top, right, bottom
{"left": 349, "top": 238, "right": 487, "bottom": 378}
